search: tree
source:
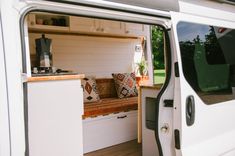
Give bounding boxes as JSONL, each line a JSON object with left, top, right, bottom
{"left": 204, "top": 26, "right": 226, "bottom": 64}
{"left": 151, "top": 26, "right": 164, "bottom": 69}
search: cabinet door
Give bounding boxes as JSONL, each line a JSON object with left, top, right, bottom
{"left": 70, "top": 16, "right": 96, "bottom": 32}
{"left": 27, "top": 13, "right": 36, "bottom": 28}
{"left": 27, "top": 80, "right": 84, "bottom": 156}
{"left": 124, "top": 23, "right": 145, "bottom": 36}
{"left": 97, "top": 19, "right": 124, "bottom": 34}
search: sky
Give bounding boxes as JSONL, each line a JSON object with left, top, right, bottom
{"left": 177, "top": 22, "right": 210, "bottom": 42}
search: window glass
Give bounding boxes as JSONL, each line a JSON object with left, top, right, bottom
{"left": 177, "top": 22, "right": 235, "bottom": 104}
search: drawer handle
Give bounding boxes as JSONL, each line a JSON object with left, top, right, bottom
{"left": 117, "top": 115, "right": 127, "bottom": 119}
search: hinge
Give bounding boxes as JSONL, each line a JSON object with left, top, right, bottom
{"left": 21, "top": 73, "right": 28, "bottom": 83}
{"left": 174, "top": 62, "right": 179, "bottom": 77}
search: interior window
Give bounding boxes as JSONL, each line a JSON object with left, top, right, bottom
{"left": 177, "top": 21, "right": 235, "bottom": 104}
{"left": 151, "top": 26, "right": 165, "bottom": 85}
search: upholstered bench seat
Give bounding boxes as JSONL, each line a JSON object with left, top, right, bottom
{"left": 82, "top": 78, "right": 138, "bottom": 153}
{"left": 83, "top": 78, "right": 138, "bottom": 118}
{"left": 83, "top": 97, "right": 138, "bottom": 118}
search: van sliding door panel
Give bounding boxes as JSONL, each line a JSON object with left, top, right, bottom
{"left": 171, "top": 12, "right": 235, "bottom": 156}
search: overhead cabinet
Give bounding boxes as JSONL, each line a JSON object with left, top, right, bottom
{"left": 97, "top": 19, "right": 124, "bottom": 34}
{"left": 27, "top": 13, "right": 70, "bottom": 32}
{"left": 70, "top": 16, "right": 96, "bottom": 32}
{"left": 124, "top": 22, "right": 147, "bottom": 36}
{"left": 70, "top": 17, "right": 124, "bottom": 35}
{"left": 28, "top": 13, "right": 148, "bottom": 37}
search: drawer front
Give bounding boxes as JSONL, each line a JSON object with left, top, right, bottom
{"left": 83, "top": 111, "right": 137, "bottom": 153}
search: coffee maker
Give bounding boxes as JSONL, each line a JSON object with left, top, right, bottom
{"left": 35, "top": 34, "right": 52, "bottom": 73}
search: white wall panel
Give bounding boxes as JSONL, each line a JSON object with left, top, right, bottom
{"left": 27, "top": 80, "right": 83, "bottom": 156}
{"left": 29, "top": 33, "right": 141, "bottom": 78}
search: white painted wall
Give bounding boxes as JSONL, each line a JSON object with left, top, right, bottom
{"left": 29, "top": 33, "right": 141, "bottom": 78}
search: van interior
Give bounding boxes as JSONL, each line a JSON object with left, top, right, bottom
{"left": 23, "top": 11, "right": 166, "bottom": 156}
{"left": 23, "top": 10, "right": 235, "bottom": 156}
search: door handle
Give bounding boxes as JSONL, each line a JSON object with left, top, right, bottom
{"left": 186, "top": 95, "right": 195, "bottom": 126}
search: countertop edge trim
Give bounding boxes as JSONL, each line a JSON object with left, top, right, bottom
{"left": 26, "top": 74, "right": 85, "bottom": 82}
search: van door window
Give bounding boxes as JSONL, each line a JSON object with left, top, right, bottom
{"left": 177, "top": 22, "right": 235, "bottom": 104}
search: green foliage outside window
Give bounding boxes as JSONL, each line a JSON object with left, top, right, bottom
{"left": 151, "top": 26, "right": 164, "bottom": 69}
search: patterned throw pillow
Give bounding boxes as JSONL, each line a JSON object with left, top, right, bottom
{"left": 112, "top": 73, "right": 138, "bottom": 98}
{"left": 81, "top": 77, "right": 100, "bottom": 103}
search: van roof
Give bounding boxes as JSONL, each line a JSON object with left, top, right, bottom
{"left": 179, "top": 0, "right": 235, "bottom": 22}
{"left": 44, "top": 0, "right": 235, "bottom": 21}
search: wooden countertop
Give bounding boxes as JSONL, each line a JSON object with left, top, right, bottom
{"left": 27, "top": 74, "right": 85, "bottom": 82}
{"left": 139, "top": 84, "right": 163, "bottom": 90}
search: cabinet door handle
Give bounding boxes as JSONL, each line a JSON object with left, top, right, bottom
{"left": 117, "top": 115, "right": 127, "bottom": 119}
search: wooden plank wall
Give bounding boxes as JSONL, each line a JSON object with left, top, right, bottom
{"left": 29, "top": 33, "right": 141, "bottom": 78}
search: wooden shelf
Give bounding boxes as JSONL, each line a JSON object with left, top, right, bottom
{"left": 28, "top": 13, "right": 70, "bottom": 33}
{"left": 28, "top": 29, "right": 140, "bottom": 39}
{"left": 29, "top": 25, "right": 70, "bottom": 32}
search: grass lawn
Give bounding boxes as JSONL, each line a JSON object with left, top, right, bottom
{"left": 154, "top": 69, "right": 166, "bottom": 84}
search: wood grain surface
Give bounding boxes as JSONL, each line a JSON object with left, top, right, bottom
{"left": 83, "top": 97, "right": 138, "bottom": 119}
{"left": 84, "top": 140, "right": 142, "bottom": 156}
{"left": 27, "top": 74, "right": 85, "bottom": 82}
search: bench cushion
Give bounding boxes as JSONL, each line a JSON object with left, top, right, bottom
{"left": 83, "top": 97, "right": 138, "bottom": 118}
{"left": 112, "top": 73, "right": 138, "bottom": 98}
{"left": 81, "top": 77, "right": 100, "bottom": 103}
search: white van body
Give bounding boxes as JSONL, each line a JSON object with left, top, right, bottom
{"left": 1, "top": 0, "right": 235, "bottom": 156}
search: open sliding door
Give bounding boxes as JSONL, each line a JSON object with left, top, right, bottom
{"left": 171, "top": 12, "right": 235, "bottom": 156}
{"left": 0, "top": 15, "right": 11, "bottom": 156}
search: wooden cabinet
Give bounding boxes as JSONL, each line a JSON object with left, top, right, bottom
{"left": 70, "top": 16, "right": 96, "bottom": 32}
{"left": 96, "top": 19, "right": 124, "bottom": 34}
{"left": 27, "top": 13, "right": 70, "bottom": 32}
{"left": 124, "top": 22, "right": 147, "bottom": 36}
{"left": 70, "top": 17, "right": 124, "bottom": 35}
{"left": 27, "top": 13, "right": 147, "bottom": 37}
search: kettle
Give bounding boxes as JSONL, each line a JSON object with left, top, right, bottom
{"left": 35, "top": 34, "right": 52, "bottom": 68}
